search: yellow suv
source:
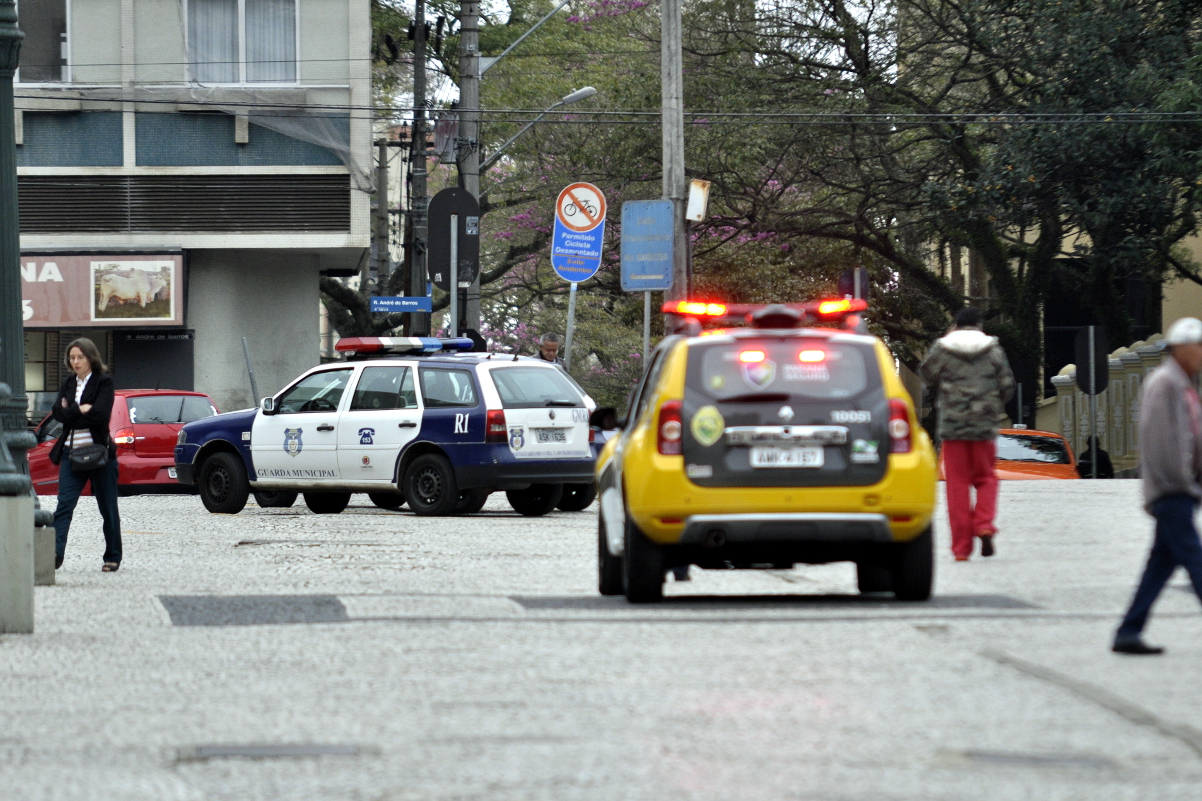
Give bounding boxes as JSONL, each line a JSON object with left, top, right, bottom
{"left": 596, "top": 301, "right": 938, "bottom": 602}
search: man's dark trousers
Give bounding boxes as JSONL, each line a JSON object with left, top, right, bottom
{"left": 53, "top": 457, "right": 122, "bottom": 564}
{"left": 1117, "top": 494, "right": 1202, "bottom": 641}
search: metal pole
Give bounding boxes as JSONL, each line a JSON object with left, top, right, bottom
{"left": 1089, "top": 325, "right": 1097, "bottom": 479}
{"left": 643, "top": 290, "right": 651, "bottom": 363}
{"left": 376, "top": 138, "right": 389, "bottom": 289}
{"left": 408, "top": 0, "right": 430, "bottom": 335}
{"left": 564, "top": 281, "right": 578, "bottom": 370}
{"left": 661, "top": 0, "right": 687, "bottom": 304}
{"left": 459, "top": 0, "right": 482, "bottom": 331}
{"left": 450, "top": 213, "right": 459, "bottom": 336}
{"left": 1016, "top": 382, "right": 1023, "bottom": 428}
{"left": 241, "top": 337, "right": 260, "bottom": 405}
{"left": 479, "top": 0, "right": 570, "bottom": 75}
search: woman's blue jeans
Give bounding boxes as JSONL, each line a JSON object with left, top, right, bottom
{"left": 53, "top": 456, "right": 122, "bottom": 564}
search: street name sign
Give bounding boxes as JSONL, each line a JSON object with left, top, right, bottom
{"left": 620, "top": 199, "right": 673, "bottom": 291}
{"left": 551, "top": 182, "right": 606, "bottom": 283}
{"left": 371, "top": 296, "right": 433, "bottom": 313}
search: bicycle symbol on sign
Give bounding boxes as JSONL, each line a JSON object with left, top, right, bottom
{"left": 564, "top": 200, "right": 599, "bottom": 218}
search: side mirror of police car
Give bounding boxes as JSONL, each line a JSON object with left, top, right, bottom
{"left": 260, "top": 397, "right": 276, "bottom": 415}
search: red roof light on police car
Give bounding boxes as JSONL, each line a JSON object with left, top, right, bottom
{"left": 672, "top": 301, "right": 727, "bottom": 316}
{"left": 816, "top": 298, "right": 868, "bottom": 316}
{"left": 739, "top": 350, "right": 766, "bottom": 363}
{"left": 798, "top": 350, "right": 825, "bottom": 362}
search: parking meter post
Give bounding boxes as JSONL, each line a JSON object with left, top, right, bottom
{"left": 449, "top": 215, "right": 458, "bottom": 334}
{"left": 564, "top": 282, "right": 578, "bottom": 371}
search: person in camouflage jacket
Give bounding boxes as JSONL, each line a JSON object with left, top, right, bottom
{"left": 919, "top": 307, "right": 1015, "bottom": 561}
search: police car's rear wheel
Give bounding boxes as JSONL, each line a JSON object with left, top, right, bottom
{"left": 456, "top": 489, "right": 490, "bottom": 515}
{"left": 506, "top": 484, "right": 563, "bottom": 517}
{"left": 557, "top": 482, "right": 598, "bottom": 512}
{"left": 598, "top": 515, "right": 623, "bottom": 596}
{"left": 253, "top": 490, "right": 298, "bottom": 508}
{"left": 404, "top": 454, "right": 460, "bottom": 516}
{"left": 892, "top": 525, "right": 934, "bottom": 601}
{"left": 368, "top": 492, "right": 406, "bottom": 511}
{"left": 304, "top": 492, "right": 351, "bottom": 514}
{"left": 199, "top": 452, "right": 249, "bottom": 514}
{"left": 622, "top": 516, "right": 664, "bottom": 603}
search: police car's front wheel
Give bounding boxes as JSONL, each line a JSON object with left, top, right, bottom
{"left": 199, "top": 452, "right": 250, "bottom": 515}
{"left": 404, "top": 453, "right": 460, "bottom": 516}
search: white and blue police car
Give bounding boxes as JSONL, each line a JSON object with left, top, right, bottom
{"left": 174, "top": 337, "right": 599, "bottom": 517}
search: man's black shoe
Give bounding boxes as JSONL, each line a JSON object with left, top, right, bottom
{"left": 980, "top": 535, "right": 995, "bottom": 558}
{"left": 1112, "top": 640, "right": 1165, "bottom": 655}
{"left": 54, "top": 553, "right": 63, "bottom": 570}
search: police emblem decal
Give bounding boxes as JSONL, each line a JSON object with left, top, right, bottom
{"left": 359, "top": 427, "right": 375, "bottom": 445}
{"left": 690, "top": 405, "right": 725, "bottom": 447}
{"left": 742, "top": 359, "right": 777, "bottom": 389}
{"left": 361, "top": 455, "right": 371, "bottom": 468}
{"left": 509, "top": 426, "right": 525, "bottom": 450}
{"left": 283, "top": 427, "right": 303, "bottom": 456}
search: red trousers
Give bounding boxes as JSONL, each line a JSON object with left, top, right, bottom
{"left": 942, "top": 439, "right": 998, "bottom": 558}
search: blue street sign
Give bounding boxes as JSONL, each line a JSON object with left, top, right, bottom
{"left": 371, "top": 296, "right": 433, "bottom": 313}
{"left": 620, "top": 200, "right": 673, "bottom": 291}
{"left": 550, "top": 182, "right": 606, "bottom": 283}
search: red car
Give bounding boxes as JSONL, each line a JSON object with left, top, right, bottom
{"left": 31, "top": 390, "right": 219, "bottom": 496}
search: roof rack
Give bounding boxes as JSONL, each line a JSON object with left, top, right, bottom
{"left": 334, "top": 336, "right": 475, "bottom": 356}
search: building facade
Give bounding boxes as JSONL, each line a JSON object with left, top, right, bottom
{"left": 17, "top": 0, "right": 370, "bottom": 417}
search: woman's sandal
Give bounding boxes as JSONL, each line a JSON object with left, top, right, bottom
{"left": 102, "top": 562, "right": 120, "bottom": 572}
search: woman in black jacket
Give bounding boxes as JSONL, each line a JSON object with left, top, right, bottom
{"left": 49, "top": 337, "right": 122, "bottom": 572}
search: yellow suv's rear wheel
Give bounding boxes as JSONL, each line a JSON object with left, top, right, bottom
{"left": 892, "top": 525, "right": 934, "bottom": 600}
{"left": 623, "top": 515, "right": 664, "bottom": 603}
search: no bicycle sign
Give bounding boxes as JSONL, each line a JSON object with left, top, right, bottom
{"left": 551, "top": 182, "right": 606, "bottom": 283}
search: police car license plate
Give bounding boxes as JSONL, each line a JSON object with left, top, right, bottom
{"left": 535, "top": 428, "right": 567, "bottom": 444}
{"left": 750, "top": 446, "right": 823, "bottom": 468}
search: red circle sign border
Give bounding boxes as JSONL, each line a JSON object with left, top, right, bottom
{"left": 555, "top": 182, "right": 607, "bottom": 233}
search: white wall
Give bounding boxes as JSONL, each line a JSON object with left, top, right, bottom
{"left": 189, "top": 250, "right": 321, "bottom": 412}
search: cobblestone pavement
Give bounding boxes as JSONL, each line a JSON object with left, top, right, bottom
{"left": 3, "top": 481, "right": 1202, "bottom": 800}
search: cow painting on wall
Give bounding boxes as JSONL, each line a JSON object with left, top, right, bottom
{"left": 92, "top": 262, "right": 174, "bottom": 321}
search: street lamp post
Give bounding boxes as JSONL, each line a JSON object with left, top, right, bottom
{"left": 479, "top": 87, "right": 597, "bottom": 173}
{"left": 0, "top": 0, "right": 36, "bottom": 634}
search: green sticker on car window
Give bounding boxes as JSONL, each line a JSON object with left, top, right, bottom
{"left": 691, "top": 405, "right": 725, "bottom": 447}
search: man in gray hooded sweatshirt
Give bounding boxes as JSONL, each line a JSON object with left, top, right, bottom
{"left": 919, "top": 307, "right": 1015, "bottom": 560}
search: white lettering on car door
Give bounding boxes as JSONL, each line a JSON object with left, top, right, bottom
{"left": 455, "top": 413, "right": 469, "bottom": 434}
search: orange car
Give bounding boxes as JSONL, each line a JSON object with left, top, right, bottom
{"left": 939, "top": 428, "right": 1078, "bottom": 480}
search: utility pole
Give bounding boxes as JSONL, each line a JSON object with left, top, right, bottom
{"left": 662, "top": 0, "right": 687, "bottom": 303}
{"left": 375, "top": 138, "right": 389, "bottom": 290}
{"left": 408, "top": 0, "right": 430, "bottom": 335}
{"left": 458, "top": 0, "right": 481, "bottom": 331}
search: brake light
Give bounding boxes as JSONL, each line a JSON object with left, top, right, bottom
{"left": 738, "top": 350, "right": 766, "bottom": 363}
{"left": 888, "top": 399, "right": 911, "bottom": 454}
{"left": 485, "top": 409, "right": 507, "bottom": 443}
{"left": 113, "top": 427, "right": 136, "bottom": 450}
{"left": 799, "top": 349, "right": 825, "bottom": 362}
{"left": 589, "top": 427, "right": 596, "bottom": 443}
{"left": 657, "top": 400, "right": 684, "bottom": 455}
{"left": 668, "top": 301, "right": 727, "bottom": 316}
{"left": 816, "top": 298, "right": 868, "bottom": 316}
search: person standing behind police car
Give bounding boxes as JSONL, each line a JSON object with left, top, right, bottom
{"left": 1112, "top": 317, "right": 1202, "bottom": 655}
{"left": 537, "top": 332, "right": 566, "bottom": 366}
{"left": 49, "top": 338, "right": 122, "bottom": 572}
{"left": 919, "top": 306, "right": 1015, "bottom": 561}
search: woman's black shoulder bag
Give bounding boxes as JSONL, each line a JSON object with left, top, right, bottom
{"left": 69, "top": 442, "right": 109, "bottom": 472}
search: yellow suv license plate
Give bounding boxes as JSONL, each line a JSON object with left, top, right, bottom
{"left": 750, "top": 445, "right": 824, "bottom": 468}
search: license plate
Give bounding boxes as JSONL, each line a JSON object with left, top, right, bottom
{"left": 749, "top": 445, "right": 824, "bottom": 468}
{"left": 168, "top": 467, "right": 177, "bottom": 479}
{"left": 535, "top": 428, "right": 567, "bottom": 444}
